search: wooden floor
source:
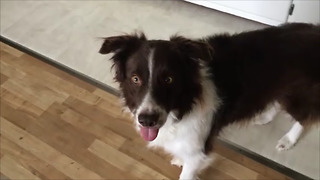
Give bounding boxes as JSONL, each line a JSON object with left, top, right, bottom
{"left": 0, "top": 42, "right": 291, "bottom": 180}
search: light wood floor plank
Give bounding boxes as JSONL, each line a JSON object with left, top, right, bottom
{"left": 200, "top": 166, "right": 237, "bottom": 180}
{"left": 0, "top": 49, "right": 16, "bottom": 63}
{"left": 92, "top": 88, "right": 131, "bottom": 120}
{"left": 29, "top": 103, "right": 132, "bottom": 179}
{"left": 60, "top": 107, "right": 127, "bottom": 149}
{"left": 1, "top": 54, "right": 96, "bottom": 100}
{"left": 1, "top": 155, "right": 40, "bottom": 180}
{"left": 0, "top": 55, "right": 26, "bottom": 80}
{"left": 1, "top": 118, "right": 102, "bottom": 180}
{"left": 0, "top": 173, "right": 10, "bottom": 180}
{"left": 1, "top": 137, "right": 69, "bottom": 180}
{"left": 63, "top": 96, "right": 138, "bottom": 140}
{"left": 2, "top": 78, "right": 67, "bottom": 110}
{"left": 119, "top": 139, "right": 180, "bottom": 179}
{"left": 89, "top": 139, "right": 169, "bottom": 179}
{"left": 0, "top": 74, "right": 9, "bottom": 85}
{"left": 1, "top": 100, "right": 38, "bottom": 131}
{"left": 1, "top": 87, "right": 43, "bottom": 116}
{"left": 0, "top": 42, "right": 23, "bottom": 57}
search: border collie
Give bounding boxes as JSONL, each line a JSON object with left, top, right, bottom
{"left": 99, "top": 23, "right": 320, "bottom": 180}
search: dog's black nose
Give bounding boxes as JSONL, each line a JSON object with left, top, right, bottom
{"left": 138, "top": 113, "right": 159, "bottom": 127}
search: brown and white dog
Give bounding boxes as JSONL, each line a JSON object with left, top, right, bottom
{"left": 99, "top": 23, "right": 320, "bottom": 179}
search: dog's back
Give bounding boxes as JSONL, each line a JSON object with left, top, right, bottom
{"left": 205, "top": 23, "right": 320, "bottom": 132}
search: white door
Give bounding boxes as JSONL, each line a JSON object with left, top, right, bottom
{"left": 288, "top": 0, "right": 320, "bottom": 24}
{"left": 185, "top": 0, "right": 292, "bottom": 25}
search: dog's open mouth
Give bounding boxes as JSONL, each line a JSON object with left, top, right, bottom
{"left": 139, "top": 127, "right": 159, "bottom": 141}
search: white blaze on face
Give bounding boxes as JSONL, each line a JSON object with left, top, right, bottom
{"left": 135, "top": 49, "right": 162, "bottom": 141}
{"left": 136, "top": 48, "right": 155, "bottom": 116}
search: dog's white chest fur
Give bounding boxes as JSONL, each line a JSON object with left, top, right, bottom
{"left": 146, "top": 79, "right": 219, "bottom": 180}
{"left": 148, "top": 108, "right": 213, "bottom": 158}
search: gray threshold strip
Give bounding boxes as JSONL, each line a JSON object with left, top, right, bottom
{"left": 0, "top": 35, "right": 312, "bottom": 180}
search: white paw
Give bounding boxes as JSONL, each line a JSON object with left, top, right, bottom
{"left": 276, "top": 135, "right": 295, "bottom": 151}
{"left": 171, "top": 157, "right": 183, "bottom": 167}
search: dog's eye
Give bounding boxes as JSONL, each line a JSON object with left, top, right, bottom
{"left": 131, "top": 75, "right": 141, "bottom": 85}
{"left": 164, "top": 76, "right": 173, "bottom": 84}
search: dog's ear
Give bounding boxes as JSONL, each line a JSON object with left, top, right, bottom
{"left": 99, "top": 33, "right": 146, "bottom": 54}
{"left": 170, "top": 35, "right": 213, "bottom": 61}
{"left": 99, "top": 33, "right": 146, "bottom": 82}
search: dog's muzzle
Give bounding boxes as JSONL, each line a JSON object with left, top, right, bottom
{"left": 137, "top": 112, "right": 160, "bottom": 141}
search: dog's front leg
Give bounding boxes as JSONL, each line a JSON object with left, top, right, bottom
{"left": 179, "top": 153, "right": 212, "bottom": 180}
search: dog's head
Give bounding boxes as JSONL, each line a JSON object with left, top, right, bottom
{"left": 99, "top": 33, "right": 212, "bottom": 141}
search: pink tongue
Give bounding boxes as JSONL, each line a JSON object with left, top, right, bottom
{"left": 139, "top": 127, "right": 159, "bottom": 141}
